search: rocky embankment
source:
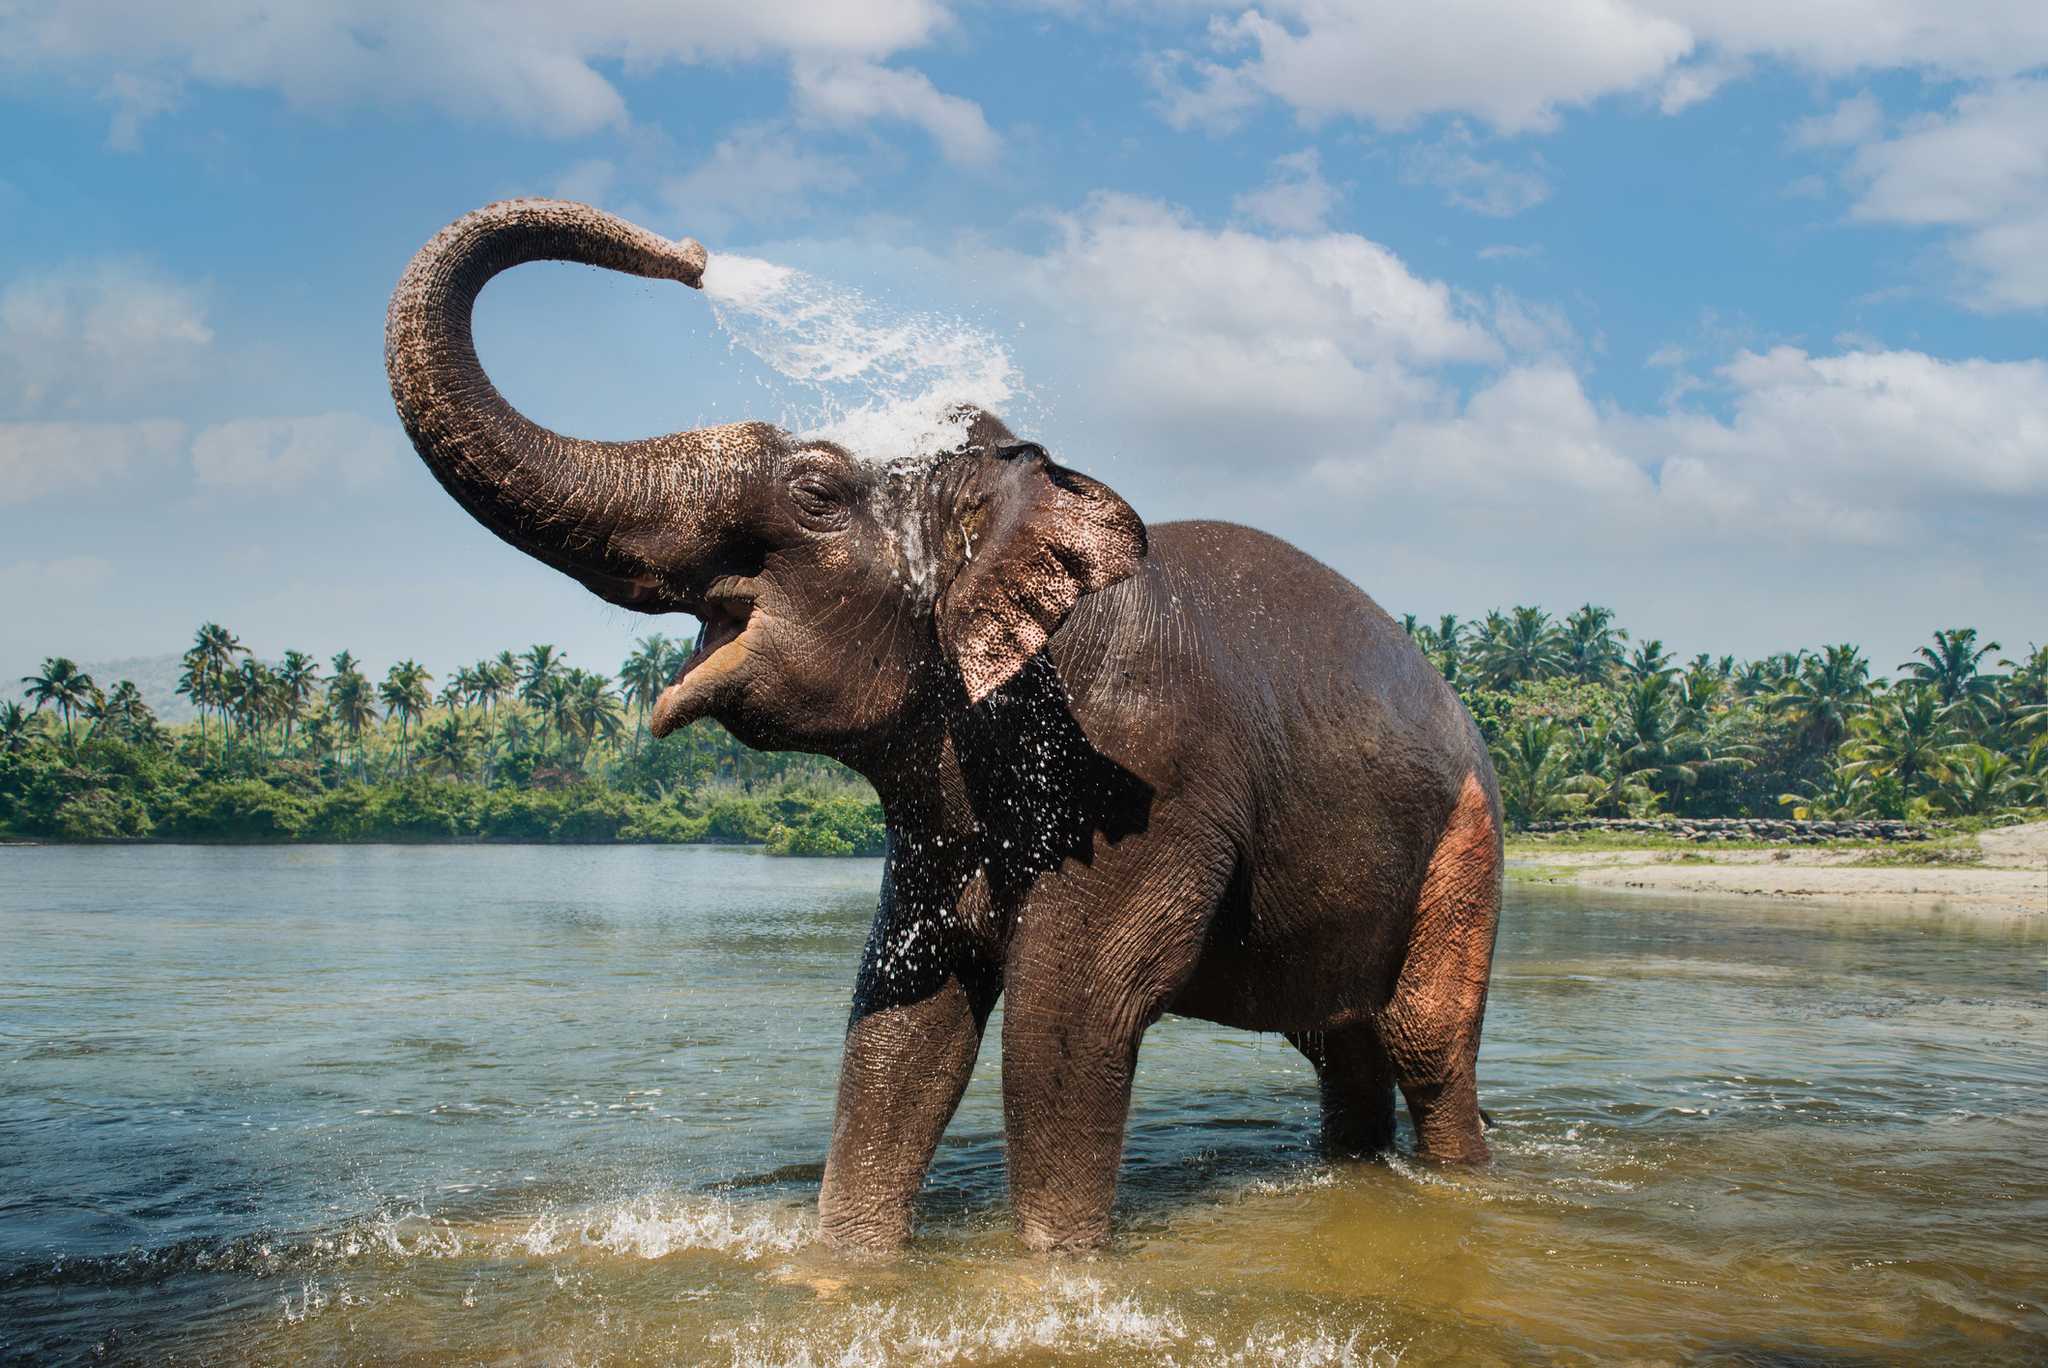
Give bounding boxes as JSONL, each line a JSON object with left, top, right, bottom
{"left": 1523, "top": 817, "right": 1929, "bottom": 843}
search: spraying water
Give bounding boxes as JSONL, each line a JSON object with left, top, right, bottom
{"left": 700, "top": 254, "right": 1027, "bottom": 461}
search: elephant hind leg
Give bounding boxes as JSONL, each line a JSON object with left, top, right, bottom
{"left": 1379, "top": 771, "right": 1501, "bottom": 1164}
{"left": 1288, "top": 1025, "right": 1397, "bottom": 1158}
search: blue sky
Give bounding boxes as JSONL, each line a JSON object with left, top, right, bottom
{"left": 3, "top": 1, "right": 2044, "bottom": 689}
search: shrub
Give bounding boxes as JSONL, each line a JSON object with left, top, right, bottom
{"left": 699, "top": 794, "right": 776, "bottom": 844}
{"left": 53, "top": 788, "right": 154, "bottom": 840}
{"left": 618, "top": 803, "right": 710, "bottom": 843}
{"left": 766, "top": 821, "right": 855, "bottom": 856}
{"left": 160, "top": 779, "right": 315, "bottom": 840}
{"left": 762, "top": 796, "right": 886, "bottom": 857}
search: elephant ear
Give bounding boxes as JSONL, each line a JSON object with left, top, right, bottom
{"left": 936, "top": 444, "right": 1146, "bottom": 704}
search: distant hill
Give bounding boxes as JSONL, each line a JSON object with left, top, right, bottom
{"left": 71, "top": 653, "right": 202, "bottom": 724}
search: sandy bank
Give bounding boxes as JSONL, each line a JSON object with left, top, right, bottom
{"left": 1509, "top": 821, "right": 2048, "bottom": 915}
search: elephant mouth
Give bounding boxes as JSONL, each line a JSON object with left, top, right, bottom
{"left": 650, "top": 579, "right": 761, "bottom": 738}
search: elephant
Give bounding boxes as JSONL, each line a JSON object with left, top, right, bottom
{"left": 386, "top": 199, "right": 1504, "bottom": 1253}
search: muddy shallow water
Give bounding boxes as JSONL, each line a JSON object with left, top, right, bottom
{"left": 2, "top": 844, "right": 2043, "bottom": 1364}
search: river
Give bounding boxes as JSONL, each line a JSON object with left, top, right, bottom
{"left": 2, "top": 845, "right": 2043, "bottom": 1364}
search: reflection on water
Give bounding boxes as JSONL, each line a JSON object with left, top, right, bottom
{"left": 2, "top": 845, "right": 2043, "bottom": 1364}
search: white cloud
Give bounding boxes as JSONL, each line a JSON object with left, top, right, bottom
{"left": 1231, "top": 149, "right": 1339, "bottom": 233}
{"left": 662, "top": 125, "right": 860, "bottom": 231}
{"left": 1162, "top": 0, "right": 1692, "bottom": 134}
{"left": 1655, "top": 55, "right": 1746, "bottom": 114}
{"left": 1842, "top": 78, "right": 2048, "bottom": 311}
{"left": 1308, "top": 344, "right": 2048, "bottom": 548}
{"left": 100, "top": 71, "right": 179, "bottom": 151}
{"left": 1791, "top": 91, "right": 1882, "bottom": 149}
{"left": 189, "top": 413, "right": 405, "bottom": 492}
{"left": 792, "top": 60, "right": 999, "bottom": 166}
{"left": 1, "top": 0, "right": 955, "bottom": 142}
{"left": 1, "top": 260, "right": 213, "bottom": 415}
{"left": 1403, "top": 125, "right": 1550, "bottom": 217}
{"left": 1655, "top": 0, "right": 2048, "bottom": 82}
{"left": 1703, "top": 345, "right": 2048, "bottom": 496}
{"left": 1011, "top": 193, "right": 1496, "bottom": 457}
{"left": 982, "top": 195, "right": 2047, "bottom": 577}
{"left": 0, "top": 419, "right": 186, "bottom": 504}
{"left": 1150, "top": 1, "right": 2048, "bottom": 134}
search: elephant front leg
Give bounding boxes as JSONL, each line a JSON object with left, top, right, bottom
{"left": 817, "top": 973, "right": 991, "bottom": 1252}
{"left": 1000, "top": 989, "right": 1147, "bottom": 1252}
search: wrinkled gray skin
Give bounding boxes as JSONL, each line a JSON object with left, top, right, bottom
{"left": 387, "top": 200, "right": 1504, "bottom": 1253}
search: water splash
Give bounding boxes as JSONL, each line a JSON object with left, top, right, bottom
{"left": 701, "top": 255, "right": 1025, "bottom": 462}
{"left": 718, "top": 1275, "right": 1403, "bottom": 1368}
{"left": 513, "top": 1191, "right": 813, "bottom": 1262}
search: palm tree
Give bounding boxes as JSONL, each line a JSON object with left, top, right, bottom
{"left": 540, "top": 675, "right": 580, "bottom": 762}
{"left": 1900, "top": 628, "right": 2002, "bottom": 712}
{"left": 1415, "top": 614, "right": 1466, "bottom": 685}
{"left": 328, "top": 668, "right": 376, "bottom": 776}
{"left": 1561, "top": 603, "right": 1627, "bottom": 682}
{"left": 489, "top": 651, "right": 521, "bottom": 705}
{"left": 419, "top": 714, "right": 477, "bottom": 781}
{"left": 520, "top": 645, "right": 565, "bottom": 706}
{"left": 188, "top": 623, "right": 248, "bottom": 742}
{"left": 493, "top": 708, "right": 538, "bottom": 782}
{"left": 2002, "top": 643, "right": 2047, "bottom": 710}
{"left": 298, "top": 707, "right": 338, "bottom": 770}
{"left": 379, "top": 660, "right": 434, "bottom": 775}
{"left": 1471, "top": 605, "right": 1566, "bottom": 689}
{"left": 571, "top": 671, "right": 625, "bottom": 761}
{"left": 1770, "top": 643, "right": 1871, "bottom": 754}
{"left": 1778, "top": 763, "right": 1876, "bottom": 821}
{"left": 1490, "top": 719, "right": 1586, "bottom": 828}
{"left": 21, "top": 657, "right": 97, "bottom": 746}
{"left": 175, "top": 649, "right": 210, "bottom": 743}
{"left": 81, "top": 680, "right": 147, "bottom": 744}
{"left": 1624, "top": 639, "right": 1674, "bottom": 682}
{"left": 1843, "top": 687, "right": 1960, "bottom": 795}
{"left": 1676, "top": 656, "right": 1726, "bottom": 731}
{"left": 1, "top": 700, "right": 48, "bottom": 754}
{"left": 229, "top": 657, "right": 285, "bottom": 755}
{"left": 1609, "top": 673, "right": 1747, "bottom": 806}
{"left": 1933, "top": 745, "right": 2020, "bottom": 817}
{"left": 2014, "top": 737, "right": 2048, "bottom": 808}
{"left": 276, "top": 650, "right": 321, "bottom": 749}
{"left": 1731, "top": 658, "right": 1774, "bottom": 698}
{"left": 440, "top": 667, "right": 475, "bottom": 715}
{"left": 619, "top": 634, "right": 672, "bottom": 747}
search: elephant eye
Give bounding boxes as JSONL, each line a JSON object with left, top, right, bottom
{"left": 790, "top": 472, "right": 847, "bottom": 527}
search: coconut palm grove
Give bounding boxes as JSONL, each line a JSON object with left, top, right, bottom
{"left": 5, "top": 609, "right": 2045, "bottom": 849}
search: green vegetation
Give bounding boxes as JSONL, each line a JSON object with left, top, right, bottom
{"left": 3, "top": 626, "right": 883, "bottom": 854}
{"left": 1404, "top": 610, "right": 2048, "bottom": 831}
{"left": 8, "top": 613, "right": 2045, "bottom": 848}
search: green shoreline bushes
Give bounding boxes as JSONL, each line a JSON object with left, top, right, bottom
{"left": 5, "top": 627, "right": 888, "bottom": 853}
{"left": 8, "top": 617, "right": 2045, "bottom": 848}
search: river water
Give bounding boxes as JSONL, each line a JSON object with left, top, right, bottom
{"left": 2, "top": 845, "right": 2042, "bottom": 1365}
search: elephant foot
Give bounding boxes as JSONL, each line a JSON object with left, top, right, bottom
{"left": 1016, "top": 1205, "right": 1113, "bottom": 1254}
{"left": 816, "top": 1197, "right": 914, "bottom": 1256}
{"left": 1018, "top": 1226, "right": 1111, "bottom": 1255}
{"left": 1402, "top": 1080, "right": 1491, "bottom": 1165}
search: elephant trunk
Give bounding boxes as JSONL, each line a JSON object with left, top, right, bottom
{"left": 385, "top": 198, "right": 772, "bottom": 608}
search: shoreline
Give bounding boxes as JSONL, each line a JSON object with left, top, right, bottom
{"left": 1508, "top": 821, "right": 2048, "bottom": 916}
